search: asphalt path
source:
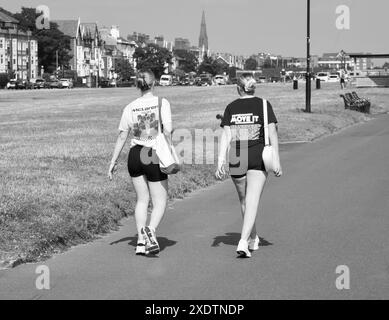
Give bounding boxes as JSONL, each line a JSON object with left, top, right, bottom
{"left": 1, "top": 114, "right": 389, "bottom": 300}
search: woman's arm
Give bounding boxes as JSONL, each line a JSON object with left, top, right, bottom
{"left": 216, "top": 126, "right": 232, "bottom": 179}
{"left": 268, "top": 123, "right": 282, "bottom": 177}
{"left": 162, "top": 121, "right": 173, "bottom": 144}
{"left": 161, "top": 98, "right": 173, "bottom": 143}
{"left": 108, "top": 130, "right": 130, "bottom": 180}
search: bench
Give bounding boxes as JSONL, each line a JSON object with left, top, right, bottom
{"left": 340, "top": 92, "right": 371, "bottom": 114}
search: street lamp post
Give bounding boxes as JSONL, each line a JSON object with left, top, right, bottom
{"left": 305, "top": 0, "right": 312, "bottom": 113}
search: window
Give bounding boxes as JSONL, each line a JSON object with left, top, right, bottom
{"left": 0, "top": 39, "right": 3, "bottom": 49}
{"left": 0, "top": 54, "right": 3, "bottom": 64}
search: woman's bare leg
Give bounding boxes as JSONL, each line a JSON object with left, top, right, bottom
{"left": 148, "top": 179, "right": 168, "bottom": 230}
{"left": 232, "top": 176, "right": 257, "bottom": 239}
{"left": 132, "top": 175, "right": 150, "bottom": 242}
{"left": 240, "top": 170, "right": 267, "bottom": 241}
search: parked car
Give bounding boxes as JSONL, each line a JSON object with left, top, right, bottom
{"left": 199, "top": 73, "right": 213, "bottom": 86}
{"left": 269, "top": 76, "right": 281, "bottom": 83}
{"left": 178, "top": 77, "right": 189, "bottom": 86}
{"left": 160, "top": 75, "right": 173, "bottom": 86}
{"left": 48, "top": 79, "right": 63, "bottom": 89}
{"left": 116, "top": 79, "right": 135, "bottom": 87}
{"left": 15, "top": 80, "right": 27, "bottom": 89}
{"left": 59, "top": 78, "right": 73, "bottom": 89}
{"left": 315, "top": 72, "right": 330, "bottom": 82}
{"left": 172, "top": 77, "right": 180, "bottom": 86}
{"left": 214, "top": 75, "right": 226, "bottom": 85}
{"left": 25, "top": 81, "right": 36, "bottom": 89}
{"left": 328, "top": 73, "right": 340, "bottom": 83}
{"left": 256, "top": 76, "right": 267, "bottom": 83}
{"left": 194, "top": 77, "right": 202, "bottom": 86}
{"left": 100, "top": 79, "right": 117, "bottom": 88}
{"left": 34, "top": 78, "right": 46, "bottom": 89}
{"left": 6, "top": 80, "right": 17, "bottom": 89}
{"left": 100, "top": 79, "right": 110, "bottom": 88}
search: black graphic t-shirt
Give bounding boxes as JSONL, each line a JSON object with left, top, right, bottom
{"left": 220, "top": 97, "right": 277, "bottom": 148}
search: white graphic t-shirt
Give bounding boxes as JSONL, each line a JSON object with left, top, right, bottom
{"left": 118, "top": 95, "right": 172, "bottom": 148}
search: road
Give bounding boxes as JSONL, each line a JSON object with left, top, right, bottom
{"left": 1, "top": 114, "right": 389, "bottom": 300}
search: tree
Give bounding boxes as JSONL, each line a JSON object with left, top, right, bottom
{"left": 198, "top": 55, "right": 217, "bottom": 75}
{"left": 382, "top": 62, "right": 389, "bottom": 69}
{"left": 263, "top": 57, "right": 272, "bottom": 69}
{"left": 133, "top": 43, "right": 173, "bottom": 79}
{"left": 37, "top": 24, "right": 73, "bottom": 73}
{"left": 244, "top": 57, "right": 258, "bottom": 70}
{"left": 173, "top": 49, "right": 198, "bottom": 73}
{"left": 172, "top": 68, "right": 186, "bottom": 79}
{"left": 115, "top": 58, "right": 135, "bottom": 80}
{"left": 12, "top": 7, "right": 72, "bottom": 74}
{"left": 212, "top": 59, "right": 229, "bottom": 75}
{"left": 228, "top": 66, "right": 238, "bottom": 79}
{"left": 0, "top": 73, "right": 10, "bottom": 88}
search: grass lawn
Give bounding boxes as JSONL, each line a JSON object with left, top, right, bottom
{"left": 0, "top": 83, "right": 388, "bottom": 268}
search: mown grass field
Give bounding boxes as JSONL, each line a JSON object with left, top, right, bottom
{"left": 1, "top": 83, "right": 388, "bottom": 268}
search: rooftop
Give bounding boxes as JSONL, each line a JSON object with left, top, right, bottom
{"left": 81, "top": 22, "right": 98, "bottom": 39}
{"left": 0, "top": 9, "right": 19, "bottom": 24}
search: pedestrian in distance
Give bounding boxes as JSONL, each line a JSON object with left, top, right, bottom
{"left": 108, "top": 69, "right": 173, "bottom": 256}
{"left": 340, "top": 69, "right": 347, "bottom": 90}
{"left": 216, "top": 73, "right": 282, "bottom": 258}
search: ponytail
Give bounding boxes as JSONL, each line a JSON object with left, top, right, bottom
{"left": 136, "top": 70, "right": 155, "bottom": 92}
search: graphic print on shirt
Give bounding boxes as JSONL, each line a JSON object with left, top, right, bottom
{"left": 132, "top": 105, "right": 159, "bottom": 141}
{"left": 230, "top": 113, "right": 261, "bottom": 141}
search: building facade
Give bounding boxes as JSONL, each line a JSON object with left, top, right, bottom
{"left": 100, "top": 25, "right": 138, "bottom": 77}
{"left": 53, "top": 19, "right": 84, "bottom": 75}
{"left": 80, "top": 22, "right": 103, "bottom": 80}
{"left": 0, "top": 10, "right": 38, "bottom": 80}
{"left": 318, "top": 53, "right": 373, "bottom": 71}
{"left": 174, "top": 37, "right": 191, "bottom": 51}
{"left": 211, "top": 52, "right": 245, "bottom": 70}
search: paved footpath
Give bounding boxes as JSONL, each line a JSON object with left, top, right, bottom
{"left": 1, "top": 115, "right": 389, "bottom": 300}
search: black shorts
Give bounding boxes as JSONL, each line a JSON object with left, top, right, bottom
{"left": 229, "top": 144, "right": 266, "bottom": 179}
{"left": 340, "top": 78, "right": 345, "bottom": 84}
{"left": 128, "top": 145, "right": 167, "bottom": 182}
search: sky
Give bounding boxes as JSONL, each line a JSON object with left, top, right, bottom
{"left": 2, "top": 0, "right": 389, "bottom": 58}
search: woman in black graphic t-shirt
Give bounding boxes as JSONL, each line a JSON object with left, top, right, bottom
{"left": 216, "top": 73, "right": 282, "bottom": 258}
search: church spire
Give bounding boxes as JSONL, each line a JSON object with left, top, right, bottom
{"left": 198, "top": 10, "right": 208, "bottom": 52}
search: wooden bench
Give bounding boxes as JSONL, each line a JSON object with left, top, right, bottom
{"left": 340, "top": 92, "right": 371, "bottom": 113}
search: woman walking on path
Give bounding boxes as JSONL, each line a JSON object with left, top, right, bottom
{"left": 216, "top": 73, "right": 282, "bottom": 258}
{"left": 108, "top": 70, "right": 172, "bottom": 256}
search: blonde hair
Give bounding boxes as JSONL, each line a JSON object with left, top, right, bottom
{"left": 136, "top": 69, "right": 155, "bottom": 92}
{"left": 237, "top": 73, "right": 256, "bottom": 95}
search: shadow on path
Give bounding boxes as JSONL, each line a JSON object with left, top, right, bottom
{"left": 212, "top": 232, "right": 273, "bottom": 247}
{"left": 110, "top": 236, "right": 177, "bottom": 253}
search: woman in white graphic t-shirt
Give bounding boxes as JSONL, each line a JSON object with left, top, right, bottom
{"left": 108, "top": 70, "right": 172, "bottom": 256}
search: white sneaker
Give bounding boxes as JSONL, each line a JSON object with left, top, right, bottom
{"left": 135, "top": 241, "right": 146, "bottom": 255}
{"left": 248, "top": 235, "right": 260, "bottom": 251}
{"left": 236, "top": 239, "right": 251, "bottom": 258}
{"left": 142, "top": 226, "right": 160, "bottom": 255}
